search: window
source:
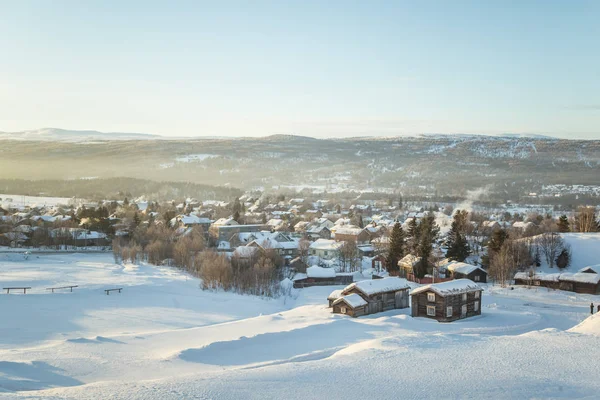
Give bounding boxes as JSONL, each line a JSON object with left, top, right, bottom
{"left": 474, "top": 275, "right": 480, "bottom": 282}
{"left": 475, "top": 291, "right": 480, "bottom": 299}
{"left": 324, "top": 251, "right": 328, "bottom": 256}
{"left": 474, "top": 301, "right": 479, "bottom": 312}
{"left": 446, "top": 306, "right": 453, "bottom": 318}
{"left": 341, "top": 307, "right": 347, "bottom": 314}
{"left": 427, "top": 293, "right": 435, "bottom": 302}
{"left": 462, "top": 293, "right": 467, "bottom": 302}
{"left": 534, "top": 281, "right": 540, "bottom": 286}
{"left": 427, "top": 306, "right": 436, "bottom": 316}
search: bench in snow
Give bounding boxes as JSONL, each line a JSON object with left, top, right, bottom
{"left": 105, "top": 288, "right": 123, "bottom": 295}
{"left": 46, "top": 285, "right": 78, "bottom": 293}
{"left": 4, "top": 287, "right": 32, "bottom": 294}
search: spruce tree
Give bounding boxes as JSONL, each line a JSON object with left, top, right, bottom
{"left": 446, "top": 220, "right": 471, "bottom": 262}
{"left": 557, "top": 215, "right": 570, "bottom": 233}
{"left": 415, "top": 213, "right": 440, "bottom": 278}
{"left": 407, "top": 217, "right": 420, "bottom": 254}
{"left": 386, "top": 222, "right": 405, "bottom": 273}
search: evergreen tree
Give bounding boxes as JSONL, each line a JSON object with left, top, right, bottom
{"left": 446, "top": 220, "right": 471, "bottom": 262}
{"left": 407, "top": 217, "right": 420, "bottom": 253}
{"left": 489, "top": 229, "right": 508, "bottom": 254}
{"left": 386, "top": 223, "right": 405, "bottom": 273}
{"left": 398, "top": 194, "right": 403, "bottom": 209}
{"left": 415, "top": 213, "right": 440, "bottom": 278}
{"left": 557, "top": 215, "right": 570, "bottom": 232}
{"left": 533, "top": 246, "right": 541, "bottom": 267}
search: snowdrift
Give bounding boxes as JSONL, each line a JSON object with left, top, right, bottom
{"left": 569, "top": 313, "right": 600, "bottom": 335}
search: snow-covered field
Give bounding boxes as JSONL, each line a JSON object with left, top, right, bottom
{"left": 0, "top": 194, "right": 74, "bottom": 209}
{"left": 1, "top": 253, "right": 599, "bottom": 399}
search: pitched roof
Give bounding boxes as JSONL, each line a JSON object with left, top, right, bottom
{"left": 332, "top": 293, "right": 368, "bottom": 308}
{"left": 410, "top": 279, "right": 482, "bottom": 296}
{"left": 306, "top": 265, "right": 336, "bottom": 279}
{"left": 445, "top": 262, "right": 487, "bottom": 276}
{"left": 342, "top": 277, "right": 409, "bottom": 296}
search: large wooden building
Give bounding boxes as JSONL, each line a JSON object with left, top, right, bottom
{"left": 410, "top": 279, "right": 483, "bottom": 322}
{"left": 514, "top": 267, "right": 600, "bottom": 295}
{"left": 331, "top": 277, "right": 410, "bottom": 317}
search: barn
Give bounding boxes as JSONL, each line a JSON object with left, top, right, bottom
{"left": 410, "top": 279, "right": 483, "bottom": 322}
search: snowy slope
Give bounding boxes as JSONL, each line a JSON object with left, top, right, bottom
{"left": 0, "top": 254, "right": 599, "bottom": 399}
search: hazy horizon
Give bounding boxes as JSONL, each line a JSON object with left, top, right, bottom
{"left": 1, "top": 1, "right": 599, "bottom": 139}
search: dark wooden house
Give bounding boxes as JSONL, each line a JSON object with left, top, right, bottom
{"left": 513, "top": 269, "right": 600, "bottom": 295}
{"left": 332, "top": 294, "right": 368, "bottom": 317}
{"left": 331, "top": 277, "right": 410, "bottom": 317}
{"left": 445, "top": 262, "right": 488, "bottom": 283}
{"left": 327, "top": 289, "right": 343, "bottom": 307}
{"left": 410, "top": 279, "right": 483, "bottom": 322}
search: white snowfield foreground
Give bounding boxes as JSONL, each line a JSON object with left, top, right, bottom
{"left": 0, "top": 253, "right": 599, "bottom": 399}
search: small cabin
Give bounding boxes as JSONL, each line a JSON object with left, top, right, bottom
{"left": 332, "top": 294, "right": 368, "bottom": 318}
{"left": 327, "top": 289, "right": 343, "bottom": 307}
{"left": 410, "top": 279, "right": 483, "bottom": 322}
{"left": 445, "top": 261, "right": 488, "bottom": 283}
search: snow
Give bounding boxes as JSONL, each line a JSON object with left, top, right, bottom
{"left": 327, "top": 289, "right": 343, "bottom": 300}
{"left": 445, "top": 261, "right": 485, "bottom": 275}
{"left": 308, "top": 239, "right": 343, "bottom": 251}
{"left": 306, "top": 265, "right": 336, "bottom": 279}
{"left": 410, "top": 279, "right": 482, "bottom": 296}
{"left": 569, "top": 313, "right": 600, "bottom": 335}
{"left": 342, "top": 277, "right": 410, "bottom": 296}
{"left": 332, "top": 293, "right": 368, "bottom": 308}
{"left": 0, "top": 254, "right": 600, "bottom": 399}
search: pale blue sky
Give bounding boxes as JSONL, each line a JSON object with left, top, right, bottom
{"left": 0, "top": 0, "right": 599, "bottom": 138}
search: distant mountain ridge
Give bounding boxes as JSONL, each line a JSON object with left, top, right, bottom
{"left": 0, "top": 128, "right": 162, "bottom": 142}
{"left": 0, "top": 127, "right": 572, "bottom": 142}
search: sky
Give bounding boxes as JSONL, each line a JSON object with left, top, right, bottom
{"left": 0, "top": 0, "right": 599, "bottom": 139}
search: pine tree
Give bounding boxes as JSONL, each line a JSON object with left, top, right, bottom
{"left": 557, "top": 215, "right": 570, "bottom": 232}
{"left": 386, "top": 223, "right": 405, "bottom": 273}
{"left": 415, "top": 213, "right": 440, "bottom": 278}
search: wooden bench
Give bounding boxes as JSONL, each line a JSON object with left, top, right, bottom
{"left": 4, "top": 287, "right": 32, "bottom": 294}
{"left": 104, "top": 288, "right": 123, "bottom": 295}
{"left": 46, "top": 285, "right": 78, "bottom": 293}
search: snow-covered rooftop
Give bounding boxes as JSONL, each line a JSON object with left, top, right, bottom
{"left": 309, "top": 239, "right": 343, "bottom": 251}
{"left": 327, "top": 289, "right": 343, "bottom": 300}
{"left": 342, "top": 277, "right": 409, "bottom": 296}
{"left": 410, "top": 279, "right": 482, "bottom": 296}
{"left": 446, "top": 261, "right": 486, "bottom": 276}
{"left": 332, "top": 293, "right": 368, "bottom": 308}
{"left": 306, "top": 265, "right": 336, "bottom": 279}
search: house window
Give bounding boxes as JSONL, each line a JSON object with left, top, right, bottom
{"left": 474, "top": 275, "right": 480, "bottom": 282}
{"left": 426, "top": 306, "right": 436, "bottom": 316}
{"left": 446, "top": 306, "right": 453, "bottom": 318}
{"left": 474, "top": 291, "right": 480, "bottom": 299}
{"left": 534, "top": 281, "right": 540, "bottom": 286}
{"left": 474, "top": 301, "right": 479, "bottom": 312}
{"left": 462, "top": 293, "right": 467, "bottom": 302}
{"left": 324, "top": 251, "right": 328, "bottom": 256}
{"left": 427, "top": 293, "right": 435, "bottom": 302}
{"left": 341, "top": 307, "right": 347, "bottom": 314}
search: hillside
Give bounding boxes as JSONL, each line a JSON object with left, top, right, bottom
{"left": 0, "top": 253, "right": 599, "bottom": 399}
{"left": 0, "top": 132, "right": 599, "bottom": 201}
